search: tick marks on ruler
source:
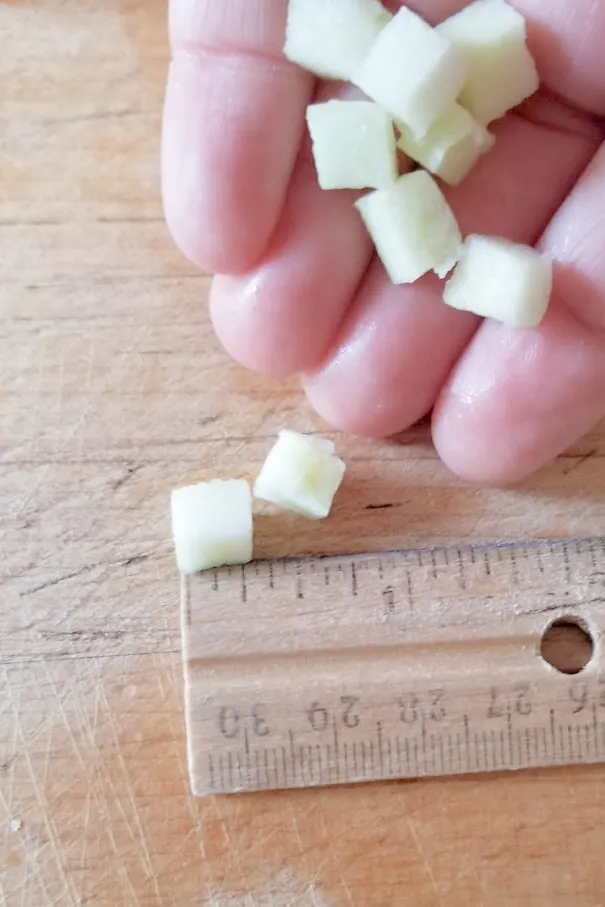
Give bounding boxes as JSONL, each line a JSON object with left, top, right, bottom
{"left": 456, "top": 548, "right": 467, "bottom": 591}
{"left": 296, "top": 561, "right": 304, "bottom": 599}
{"left": 508, "top": 547, "right": 520, "bottom": 585}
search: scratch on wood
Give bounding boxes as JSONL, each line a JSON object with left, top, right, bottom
{"left": 111, "top": 463, "right": 143, "bottom": 490}
{"left": 19, "top": 565, "right": 94, "bottom": 597}
{"left": 562, "top": 449, "right": 599, "bottom": 475}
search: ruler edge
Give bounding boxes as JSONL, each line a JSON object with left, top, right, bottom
{"left": 181, "top": 535, "right": 605, "bottom": 797}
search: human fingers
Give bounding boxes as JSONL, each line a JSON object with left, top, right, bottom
{"left": 433, "top": 140, "right": 605, "bottom": 484}
{"left": 162, "top": 0, "right": 312, "bottom": 274}
{"left": 302, "top": 111, "right": 599, "bottom": 436}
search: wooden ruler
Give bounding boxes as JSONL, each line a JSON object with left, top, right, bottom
{"left": 181, "top": 537, "right": 605, "bottom": 796}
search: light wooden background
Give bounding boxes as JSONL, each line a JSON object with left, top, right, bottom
{"left": 2, "top": 2, "right": 605, "bottom": 905}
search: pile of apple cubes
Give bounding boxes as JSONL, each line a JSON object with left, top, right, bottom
{"left": 170, "top": 0, "right": 554, "bottom": 576}
{"left": 290, "top": 0, "right": 553, "bottom": 327}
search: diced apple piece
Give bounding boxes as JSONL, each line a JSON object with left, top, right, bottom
{"left": 306, "top": 100, "right": 397, "bottom": 191}
{"left": 254, "top": 430, "right": 345, "bottom": 520}
{"left": 437, "top": 0, "right": 539, "bottom": 125}
{"left": 284, "top": 0, "right": 391, "bottom": 81}
{"left": 355, "top": 170, "right": 463, "bottom": 284}
{"left": 397, "top": 103, "right": 494, "bottom": 186}
{"left": 443, "top": 235, "right": 553, "bottom": 327}
{"left": 353, "top": 6, "right": 468, "bottom": 139}
{"left": 171, "top": 479, "right": 253, "bottom": 574}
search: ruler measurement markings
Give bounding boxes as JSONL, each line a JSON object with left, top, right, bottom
{"left": 351, "top": 562, "right": 358, "bottom": 597}
{"left": 369, "top": 738, "right": 376, "bottom": 775}
{"left": 272, "top": 746, "right": 281, "bottom": 788}
{"left": 562, "top": 541, "right": 572, "bottom": 585}
{"left": 405, "top": 568, "right": 414, "bottom": 605}
{"left": 472, "top": 731, "right": 481, "bottom": 773}
{"left": 455, "top": 731, "right": 463, "bottom": 773}
{"left": 508, "top": 547, "right": 520, "bottom": 586}
{"left": 413, "top": 736, "right": 420, "bottom": 777}
{"left": 488, "top": 729, "right": 497, "bottom": 772}
{"left": 253, "top": 748, "right": 260, "bottom": 790}
{"left": 576, "top": 724, "right": 584, "bottom": 762}
{"left": 376, "top": 722, "right": 384, "bottom": 775}
{"left": 456, "top": 547, "right": 467, "bottom": 591}
{"left": 315, "top": 744, "right": 323, "bottom": 784}
{"left": 539, "top": 726, "right": 548, "bottom": 763}
{"left": 324, "top": 742, "right": 332, "bottom": 784}
{"left": 187, "top": 538, "right": 605, "bottom": 794}
{"left": 423, "top": 725, "right": 432, "bottom": 775}
{"left": 463, "top": 714, "right": 472, "bottom": 772}
{"left": 332, "top": 718, "right": 340, "bottom": 782}
{"left": 227, "top": 750, "right": 234, "bottom": 789}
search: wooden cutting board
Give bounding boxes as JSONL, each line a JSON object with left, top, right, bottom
{"left": 2, "top": 2, "right": 605, "bottom": 905}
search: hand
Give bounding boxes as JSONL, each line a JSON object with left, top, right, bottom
{"left": 162, "top": 0, "right": 605, "bottom": 484}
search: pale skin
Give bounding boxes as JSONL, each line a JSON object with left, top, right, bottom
{"left": 162, "top": 0, "right": 605, "bottom": 485}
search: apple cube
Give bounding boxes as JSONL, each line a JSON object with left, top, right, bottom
{"left": 254, "top": 430, "right": 345, "bottom": 520}
{"left": 355, "top": 170, "right": 463, "bottom": 284}
{"left": 437, "top": 0, "right": 539, "bottom": 125}
{"left": 443, "top": 235, "right": 553, "bottom": 327}
{"left": 307, "top": 100, "right": 397, "bottom": 191}
{"left": 171, "top": 479, "right": 253, "bottom": 574}
{"left": 284, "top": 0, "right": 391, "bottom": 81}
{"left": 397, "top": 102, "right": 494, "bottom": 186}
{"left": 353, "top": 6, "right": 468, "bottom": 139}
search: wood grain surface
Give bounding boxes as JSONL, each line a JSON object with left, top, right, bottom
{"left": 2, "top": 2, "right": 605, "bottom": 905}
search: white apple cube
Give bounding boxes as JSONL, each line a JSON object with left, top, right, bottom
{"left": 437, "top": 0, "right": 539, "bottom": 125}
{"left": 284, "top": 0, "right": 391, "bottom": 81}
{"left": 306, "top": 100, "right": 397, "bottom": 191}
{"left": 254, "top": 430, "right": 345, "bottom": 520}
{"left": 353, "top": 6, "right": 468, "bottom": 139}
{"left": 397, "top": 103, "right": 494, "bottom": 186}
{"left": 443, "top": 235, "right": 553, "bottom": 327}
{"left": 355, "top": 170, "right": 463, "bottom": 284}
{"left": 171, "top": 479, "right": 253, "bottom": 574}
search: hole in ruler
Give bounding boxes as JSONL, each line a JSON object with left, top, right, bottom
{"left": 540, "top": 618, "right": 594, "bottom": 675}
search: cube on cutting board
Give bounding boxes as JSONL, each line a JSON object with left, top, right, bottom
{"left": 353, "top": 6, "right": 468, "bottom": 139}
{"left": 443, "top": 235, "right": 553, "bottom": 327}
{"left": 284, "top": 0, "right": 391, "bottom": 81}
{"left": 254, "top": 430, "right": 345, "bottom": 520}
{"left": 397, "top": 102, "right": 495, "bottom": 186}
{"left": 355, "top": 170, "right": 463, "bottom": 284}
{"left": 437, "top": 0, "right": 539, "bottom": 125}
{"left": 307, "top": 100, "right": 398, "bottom": 191}
{"left": 171, "top": 479, "right": 253, "bottom": 574}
